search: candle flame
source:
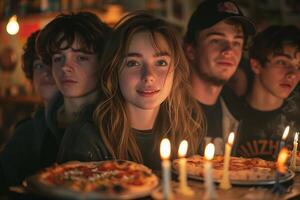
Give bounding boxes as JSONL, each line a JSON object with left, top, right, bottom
{"left": 282, "top": 126, "right": 290, "bottom": 140}
{"left": 160, "top": 138, "right": 171, "bottom": 159}
{"left": 277, "top": 147, "right": 288, "bottom": 174}
{"left": 228, "top": 132, "right": 235, "bottom": 145}
{"left": 295, "top": 132, "right": 299, "bottom": 143}
{"left": 178, "top": 140, "right": 188, "bottom": 157}
{"left": 204, "top": 143, "right": 215, "bottom": 160}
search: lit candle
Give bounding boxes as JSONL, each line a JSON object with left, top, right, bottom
{"left": 272, "top": 147, "right": 289, "bottom": 194}
{"left": 160, "top": 138, "right": 172, "bottom": 199}
{"left": 277, "top": 147, "right": 289, "bottom": 174}
{"left": 204, "top": 143, "right": 217, "bottom": 200}
{"left": 177, "top": 140, "right": 194, "bottom": 196}
{"left": 290, "top": 132, "right": 299, "bottom": 171}
{"left": 279, "top": 126, "right": 290, "bottom": 150}
{"left": 220, "top": 132, "right": 235, "bottom": 190}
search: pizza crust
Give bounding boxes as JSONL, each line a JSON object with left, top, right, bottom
{"left": 173, "top": 155, "right": 276, "bottom": 181}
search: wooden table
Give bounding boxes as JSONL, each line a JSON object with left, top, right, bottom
{"left": 153, "top": 173, "right": 300, "bottom": 200}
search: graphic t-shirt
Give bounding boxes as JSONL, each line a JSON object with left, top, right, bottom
{"left": 235, "top": 99, "right": 300, "bottom": 161}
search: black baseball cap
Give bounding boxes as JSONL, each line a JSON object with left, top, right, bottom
{"left": 185, "top": 0, "right": 256, "bottom": 43}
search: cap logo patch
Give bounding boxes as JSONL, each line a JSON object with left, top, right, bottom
{"left": 217, "top": 2, "right": 239, "bottom": 14}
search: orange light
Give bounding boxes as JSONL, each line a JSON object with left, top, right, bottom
{"left": 277, "top": 148, "right": 288, "bottom": 174}
{"left": 6, "top": 15, "right": 19, "bottom": 35}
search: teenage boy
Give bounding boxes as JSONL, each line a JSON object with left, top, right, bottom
{"left": 0, "top": 12, "right": 111, "bottom": 190}
{"left": 235, "top": 25, "right": 300, "bottom": 160}
{"left": 184, "top": 0, "right": 255, "bottom": 154}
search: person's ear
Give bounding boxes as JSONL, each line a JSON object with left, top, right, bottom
{"left": 183, "top": 43, "right": 196, "bottom": 61}
{"left": 250, "top": 58, "right": 263, "bottom": 75}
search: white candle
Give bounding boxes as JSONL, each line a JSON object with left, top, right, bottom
{"left": 204, "top": 143, "right": 217, "bottom": 200}
{"left": 160, "top": 138, "right": 171, "bottom": 200}
{"left": 290, "top": 132, "right": 299, "bottom": 171}
{"left": 220, "top": 132, "right": 235, "bottom": 190}
{"left": 178, "top": 140, "right": 194, "bottom": 196}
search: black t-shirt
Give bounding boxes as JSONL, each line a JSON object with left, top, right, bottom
{"left": 199, "top": 86, "right": 243, "bottom": 155}
{"left": 201, "top": 99, "right": 223, "bottom": 139}
{"left": 236, "top": 99, "right": 300, "bottom": 161}
{"left": 201, "top": 99, "right": 227, "bottom": 156}
{"left": 133, "top": 129, "right": 161, "bottom": 171}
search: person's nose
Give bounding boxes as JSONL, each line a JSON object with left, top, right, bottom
{"left": 221, "top": 41, "right": 234, "bottom": 56}
{"left": 61, "top": 57, "right": 74, "bottom": 73}
{"left": 141, "top": 64, "right": 155, "bottom": 83}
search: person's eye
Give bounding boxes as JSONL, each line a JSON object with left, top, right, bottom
{"left": 126, "top": 59, "right": 140, "bottom": 67}
{"left": 233, "top": 41, "right": 242, "bottom": 48}
{"left": 210, "top": 39, "right": 221, "bottom": 44}
{"left": 77, "top": 55, "right": 89, "bottom": 62}
{"left": 292, "top": 65, "right": 300, "bottom": 72}
{"left": 276, "top": 60, "right": 288, "bottom": 66}
{"left": 52, "top": 55, "right": 64, "bottom": 64}
{"left": 33, "top": 63, "right": 44, "bottom": 70}
{"left": 156, "top": 59, "right": 169, "bottom": 67}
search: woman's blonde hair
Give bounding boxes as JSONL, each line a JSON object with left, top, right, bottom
{"left": 94, "top": 11, "right": 205, "bottom": 163}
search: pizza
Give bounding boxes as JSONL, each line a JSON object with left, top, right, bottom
{"left": 27, "top": 160, "right": 159, "bottom": 199}
{"left": 173, "top": 155, "right": 277, "bottom": 181}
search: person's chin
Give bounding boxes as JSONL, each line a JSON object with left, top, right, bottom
{"left": 134, "top": 101, "right": 161, "bottom": 110}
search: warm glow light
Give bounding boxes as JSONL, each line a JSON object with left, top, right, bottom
{"left": 204, "top": 143, "right": 215, "bottom": 161}
{"left": 277, "top": 147, "right": 289, "bottom": 173}
{"left": 228, "top": 132, "right": 235, "bottom": 145}
{"left": 160, "top": 138, "right": 171, "bottom": 159}
{"left": 294, "top": 132, "right": 299, "bottom": 144}
{"left": 282, "top": 126, "right": 290, "bottom": 140}
{"left": 6, "top": 15, "right": 19, "bottom": 35}
{"left": 178, "top": 140, "right": 188, "bottom": 157}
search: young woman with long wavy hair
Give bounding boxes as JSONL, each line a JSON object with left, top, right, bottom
{"left": 58, "top": 11, "right": 206, "bottom": 170}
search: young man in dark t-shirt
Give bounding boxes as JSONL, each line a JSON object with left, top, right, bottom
{"left": 184, "top": 0, "right": 255, "bottom": 154}
{"left": 236, "top": 25, "right": 300, "bottom": 160}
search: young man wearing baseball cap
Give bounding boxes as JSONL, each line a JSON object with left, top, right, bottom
{"left": 184, "top": 0, "right": 255, "bottom": 154}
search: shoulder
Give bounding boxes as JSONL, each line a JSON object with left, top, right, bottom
{"left": 14, "top": 117, "right": 33, "bottom": 129}
{"left": 283, "top": 94, "right": 300, "bottom": 128}
{"left": 221, "top": 86, "right": 245, "bottom": 119}
{"left": 58, "top": 121, "right": 108, "bottom": 163}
